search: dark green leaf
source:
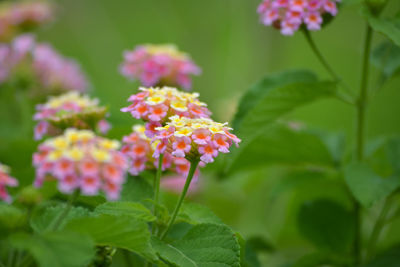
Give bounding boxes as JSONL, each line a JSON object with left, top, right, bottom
{"left": 226, "top": 124, "right": 335, "bottom": 173}
{"left": 344, "top": 162, "right": 400, "bottom": 207}
{"left": 297, "top": 199, "right": 355, "bottom": 253}
{"left": 121, "top": 175, "right": 154, "bottom": 202}
{"left": 10, "top": 231, "right": 95, "bottom": 267}
{"left": 365, "top": 10, "right": 400, "bottom": 46}
{"left": 152, "top": 223, "right": 241, "bottom": 267}
{"left": 233, "top": 70, "right": 317, "bottom": 130}
{"left": 64, "top": 214, "right": 156, "bottom": 260}
{"left": 94, "top": 201, "right": 155, "bottom": 222}
{"left": 363, "top": 244, "right": 400, "bottom": 267}
{"left": 371, "top": 41, "right": 400, "bottom": 79}
{"left": 178, "top": 203, "right": 223, "bottom": 225}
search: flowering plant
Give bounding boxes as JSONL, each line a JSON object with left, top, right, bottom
{"left": 0, "top": 163, "right": 18, "bottom": 203}
{"left": 120, "top": 44, "right": 201, "bottom": 90}
{"left": 33, "top": 92, "right": 110, "bottom": 140}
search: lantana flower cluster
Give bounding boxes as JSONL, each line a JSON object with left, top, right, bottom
{"left": 34, "top": 92, "right": 110, "bottom": 140}
{"left": 257, "top": 0, "right": 340, "bottom": 35}
{"left": 120, "top": 44, "right": 201, "bottom": 90}
{"left": 0, "top": 163, "right": 18, "bottom": 203}
{"left": 121, "top": 125, "right": 199, "bottom": 177}
{"left": 0, "top": 1, "right": 53, "bottom": 41}
{"left": 0, "top": 34, "right": 88, "bottom": 95}
{"left": 33, "top": 129, "right": 129, "bottom": 200}
{"left": 152, "top": 116, "right": 241, "bottom": 164}
{"left": 121, "top": 87, "right": 211, "bottom": 137}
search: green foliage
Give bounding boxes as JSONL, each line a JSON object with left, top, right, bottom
{"left": 297, "top": 199, "right": 355, "bottom": 254}
{"left": 363, "top": 244, "right": 400, "bottom": 267}
{"left": 292, "top": 252, "right": 351, "bottom": 267}
{"left": 94, "top": 201, "right": 156, "bottom": 222}
{"left": 344, "top": 162, "right": 400, "bottom": 207}
{"left": 152, "top": 223, "right": 241, "bottom": 267}
{"left": 364, "top": 10, "right": 400, "bottom": 46}
{"left": 10, "top": 231, "right": 95, "bottom": 267}
{"left": 178, "top": 203, "right": 223, "bottom": 225}
{"left": 0, "top": 203, "right": 25, "bottom": 232}
{"left": 225, "top": 123, "right": 335, "bottom": 173}
{"left": 64, "top": 214, "right": 156, "bottom": 260}
{"left": 371, "top": 41, "right": 400, "bottom": 80}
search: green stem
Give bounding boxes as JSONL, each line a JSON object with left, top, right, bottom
{"left": 303, "top": 30, "right": 355, "bottom": 104}
{"left": 366, "top": 195, "right": 394, "bottom": 260}
{"left": 152, "top": 154, "right": 164, "bottom": 234}
{"left": 160, "top": 159, "right": 200, "bottom": 240}
{"left": 50, "top": 190, "right": 80, "bottom": 231}
{"left": 353, "top": 24, "right": 373, "bottom": 266}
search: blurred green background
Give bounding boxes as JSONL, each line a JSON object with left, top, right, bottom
{"left": 2, "top": 0, "right": 400, "bottom": 266}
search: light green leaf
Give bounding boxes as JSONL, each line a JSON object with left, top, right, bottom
{"left": 371, "top": 41, "right": 400, "bottom": 79}
{"left": 344, "top": 162, "right": 400, "bottom": 207}
{"left": 365, "top": 11, "right": 400, "bottom": 46}
{"left": 152, "top": 223, "right": 241, "bottom": 267}
{"left": 64, "top": 214, "right": 156, "bottom": 260}
{"left": 30, "top": 204, "right": 90, "bottom": 233}
{"left": 94, "top": 201, "right": 155, "bottom": 222}
{"left": 178, "top": 203, "right": 223, "bottom": 225}
{"left": 10, "top": 231, "right": 95, "bottom": 267}
{"left": 233, "top": 70, "right": 317, "bottom": 130}
{"left": 226, "top": 124, "right": 335, "bottom": 173}
{"left": 297, "top": 199, "right": 355, "bottom": 254}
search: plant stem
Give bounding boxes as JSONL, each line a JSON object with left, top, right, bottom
{"left": 302, "top": 30, "right": 355, "bottom": 104}
{"left": 353, "top": 24, "right": 373, "bottom": 266}
{"left": 366, "top": 195, "right": 394, "bottom": 260}
{"left": 50, "top": 190, "right": 80, "bottom": 231}
{"left": 152, "top": 154, "right": 164, "bottom": 234}
{"left": 160, "top": 159, "right": 200, "bottom": 240}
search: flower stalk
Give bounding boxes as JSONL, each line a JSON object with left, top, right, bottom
{"left": 160, "top": 159, "right": 200, "bottom": 240}
{"left": 151, "top": 153, "right": 164, "bottom": 235}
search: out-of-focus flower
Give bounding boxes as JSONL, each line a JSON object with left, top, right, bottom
{"left": 33, "top": 92, "right": 110, "bottom": 140}
{"left": 152, "top": 116, "right": 241, "bottom": 165}
{"left": 0, "top": 1, "right": 54, "bottom": 41}
{"left": 257, "top": 0, "right": 340, "bottom": 35}
{"left": 0, "top": 34, "right": 88, "bottom": 96}
{"left": 33, "top": 129, "right": 129, "bottom": 200}
{"left": 121, "top": 87, "right": 211, "bottom": 130}
{"left": 161, "top": 174, "right": 200, "bottom": 196}
{"left": 121, "top": 125, "right": 200, "bottom": 178}
{"left": 0, "top": 163, "right": 18, "bottom": 203}
{"left": 120, "top": 44, "right": 201, "bottom": 90}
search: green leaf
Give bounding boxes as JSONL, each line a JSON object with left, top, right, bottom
{"left": 233, "top": 70, "right": 317, "bottom": 130}
{"left": 10, "top": 231, "right": 95, "bottom": 267}
{"left": 0, "top": 203, "right": 25, "bottom": 231}
{"left": 226, "top": 124, "right": 335, "bottom": 173}
{"left": 297, "top": 199, "right": 355, "bottom": 254}
{"left": 30, "top": 203, "right": 90, "bottom": 233}
{"left": 344, "top": 162, "right": 400, "bottom": 208}
{"left": 178, "top": 203, "right": 223, "bottom": 225}
{"left": 371, "top": 41, "right": 400, "bottom": 80}
{"left": 365, "top": 10, "right": 400, "bottom": 46}
{"left": 121, "top": 175, "right": 154, "bottom": 202}
{"left": 233, "top": 71, "right": 336, "bottom": 139}
{"left": 94, "top": 201, "right": 156, "bottom": 222}
{"left": 152, "top": 223, "right": 241, "bottom": 267}
{"left": 363, "top": 244, "right": 400, "bottom": 267}
{"left": 292, "top": 252, "right": 351, "bottom": 267}
{"left": 64, "top": 214, "right": 156, "bottom": 260}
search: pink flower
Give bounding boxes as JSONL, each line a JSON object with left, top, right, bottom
{"left": 120, "top": 44, "right": 201, "bottom": 90}
{"left": 33, "top": 129, "right": 129, "bottom": 200}
{"left": 198, "top": 142, "right": 218, "bottom": 163}
{"left": 172, "top": 137, "right": 192, "bottom": 157}
{"left": 257, "top": 0, "right": 340, "bottom": 35}
{"left": 192, "top": 128, "right": 211, "bottom": 145}
{"left": 121, "top": 87, "right": 211, "bottom": 124}
{"left": 0, "top": 164, "right": 18, "bottom": 203}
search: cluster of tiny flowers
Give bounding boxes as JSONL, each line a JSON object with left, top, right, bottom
{"left": 121, "top": 125, "right": 199, "bottom": 178}
{"left": 33, "top": 129, "right": 129, "bottom": 200}
{"left": 0, "top": 1, "right": 53, "bottom": 41}
{"left": 120, "top": 44, "right": 201, "bottom": 90}
{"left": 0, "top": 34, "right": 88, "bottom": 94}
{"left": 33, "top": 92, "right": 110, "bottom": 140}
{"left": 121, "top": 87, "right": 211, "bottom": 137}
{"left": 257, "top": 0, "right": 340, "bottom": 35}
{"left": 0, "top": 163, "right": 18, "bottom": 203}
{"left": 152, "top": 116, "right": 241, "bottom": 164}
